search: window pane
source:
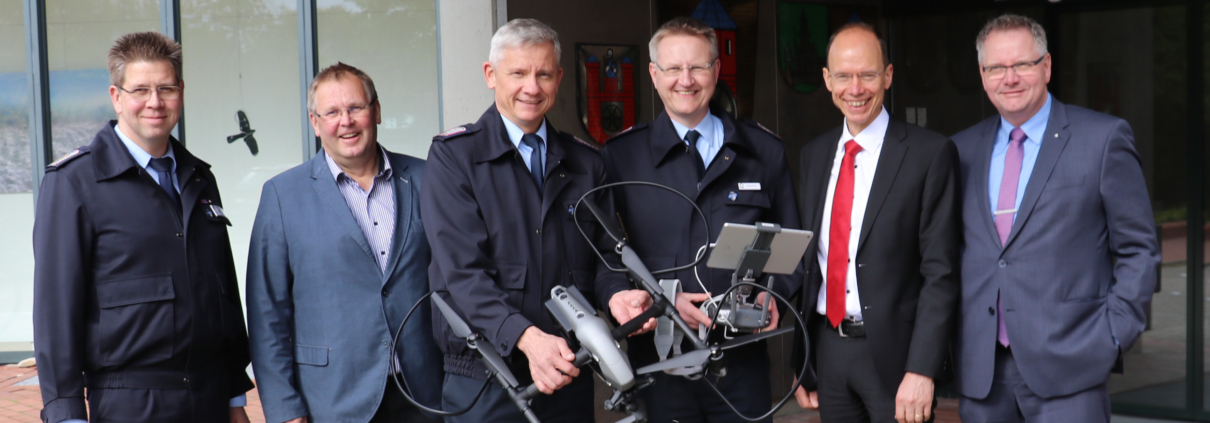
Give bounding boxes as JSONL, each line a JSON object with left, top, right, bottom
{"left": 1054, "top": 6, "right": 1193, "bottom": 410}
{"left": 46, "top": 0, "right": 159, "bottom": 159}
{"left": 317, "top": 0, "right": 440, "bottom": 159}
{"left": 0, "top": 0, "right": 35, "bottom": 348}
{"left": 181, "top": 0, "right": 302, "bottom": 288}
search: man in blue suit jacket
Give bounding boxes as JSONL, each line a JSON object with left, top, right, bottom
{"left": 952, "top": 15, "right": 1159, "bottom": 422}
{"left": 246, "top": 63, "right": 442, "bottom": 423}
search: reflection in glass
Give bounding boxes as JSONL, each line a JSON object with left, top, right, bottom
{"left": 0, "top": 0, "right": 38, "bottom": 346}
{"left": 0, "top": 0, "right": 30, "bottom": 193}
{"left": 45, "top": 0, "right": 159, "bottom": 160}
{"left": 1070, "top": 6, "right": 1192, "bottom": 409}
{"left": 317, "top": 0, "right": 440, "bottom": 159}
{"left": 182, "top": 0, "right": 302, "bottom": 287}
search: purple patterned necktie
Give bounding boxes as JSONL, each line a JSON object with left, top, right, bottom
{"left": 996, "top": 127, "right": 1026, "bottom": 347}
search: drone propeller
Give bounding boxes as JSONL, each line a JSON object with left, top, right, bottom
{"left": 579, "top": 197, "right": 625, "bottom": 244}
{"left": 634, "top": 326, "right": 793, "bottom": 375}
{"left": 635, "top": 349, "right": 710, "bottom": 375}
{"left": 432, "top": 294, "right": 521, "bottom": 388}
{"left": 719, "top": 327, "right": 793, "bottom": 350}
{"left": 431, "top": 294, "right": 472, "bottom": 338}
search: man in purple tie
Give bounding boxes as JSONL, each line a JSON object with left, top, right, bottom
{"left": 951, "top": 14, "right": 1160, "bottom": 422}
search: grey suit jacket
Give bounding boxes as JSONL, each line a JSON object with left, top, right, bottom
{"left": 952, "top": 99, "right": 1159, "bottom": 399}
{"left": 246, "top": 149, "right": 443, "bottom": 423}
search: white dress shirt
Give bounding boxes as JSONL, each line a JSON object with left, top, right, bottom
{"left": 815, "top": 108, "right": 890, "bottom": 320}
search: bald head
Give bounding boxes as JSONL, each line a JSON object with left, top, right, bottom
{"left": 826, "top": 23, "right": 888, "bottom": 69}
{"left": 822, "top": 23, "right": 893, "bottom": 135}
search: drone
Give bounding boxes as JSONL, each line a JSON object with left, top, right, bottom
{"left": 226, "top": 110, "right": 258, "bottom": 155}
{"left": 391, "top": 184, "right": 811, "bottom": 423}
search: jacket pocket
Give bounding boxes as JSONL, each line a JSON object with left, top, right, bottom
{"left": 95, "top": 275, "right": 176, "bottom": 365}
{"left": 498, "top": 263, "right": 528, "bottom": 311}
{"left": 724, "top": 191, "right": 772, "bottom": 210}
{"left": 295, "top": 345, "right": 329, "bottom": 366}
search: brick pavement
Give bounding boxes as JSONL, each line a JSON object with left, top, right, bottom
{"left": 0, "top": 364, "right": 961, "bottom": 423}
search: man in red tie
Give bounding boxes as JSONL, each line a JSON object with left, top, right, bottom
{"left": 792, "top": 22, "right": 961, "bottom": 423}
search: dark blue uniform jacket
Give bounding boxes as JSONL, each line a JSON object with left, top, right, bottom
{"left": 422, "top": 105, "right": 629, "bottom": 380}
{"left": 602, "top": 109, "right": 804, "bottom": 367}
{"left": 33, "top": 122, "right": 253, "bottom": 423}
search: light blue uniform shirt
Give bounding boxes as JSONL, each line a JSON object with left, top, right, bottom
{"left": 115, "top": 124, "right": 179, "bottom": 194}
{"left": 501, "top": 115, "right": 548, "bottom": 175}
{"left": 670, "top": 112, "right": 724, "bottom": 168}
{"left": 988, "top": 94, "right": 1052, "bottom": 220}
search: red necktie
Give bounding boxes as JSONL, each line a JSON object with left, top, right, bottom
{"left": 826, "top": 140, "right": 862, "bottom": 327}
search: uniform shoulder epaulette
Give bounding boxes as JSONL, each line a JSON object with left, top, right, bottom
{"left": 45, "top": 147, "right": 90, "bottom": 171}
{"left": 567, "top": 133, "right": 602, "bottom": 152}
{"left": 604, "top": 122, "right": 650, "bottom": 143}
{"left": 741, "top": 119, "right": 782, "bottom": 142}
{"left": 432, "top": 123, "right": 480, "bottom": 142}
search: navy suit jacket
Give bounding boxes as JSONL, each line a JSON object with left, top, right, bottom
{"left": 952, "top": 99, "right": 1160, "bottom": 399}
{"left": 246, "top": 149, "right": 443, "bottom": 423}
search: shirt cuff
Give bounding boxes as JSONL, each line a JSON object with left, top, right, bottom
{"left": 230, "top": 394, "right": 247, "bottom": 407}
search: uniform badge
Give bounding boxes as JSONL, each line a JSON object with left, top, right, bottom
{"left": 567, "top": 204, "right": 576, "bottom": 215}
{"left": 738, "top": 182, "right": 761, "bottom": 191}
{"left": 728, "top": 191, "right": 738, "bottom": 201}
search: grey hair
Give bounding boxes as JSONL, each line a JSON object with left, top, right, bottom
{"left": 976, "top": 14, "right": 1048, "bottom": 64}
{"left": 489, "top": 19, "right": 561, "bottom": 65}
{"left": 649, "top": 17, "right": 718, "bottom": 65}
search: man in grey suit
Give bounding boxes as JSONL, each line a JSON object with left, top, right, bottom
{"left": 952, "top": 14, "right": 1160, "bottom": 422}
{"left": 246, "top": 63, "right": 442, "bottom": 423}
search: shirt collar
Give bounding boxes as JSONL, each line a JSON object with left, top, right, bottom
{"left": 999, "top": 93, "right": 1052, "bottom": 145}
{"left": 669, "top": 112, "right": 722, "bottom": 144}
{"left": 501, "top": 114, "right": 548, "bottom": 148}
{"left": 324, "top": 145, "right": 392, "bottom": 182}
{"left": 115, "top": 123, "right": 175, "bottom": 171}
{"left": 840, "top": 107, "right": 890, "bottom": 154}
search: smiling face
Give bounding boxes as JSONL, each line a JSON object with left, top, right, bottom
{"left": 485, "top": 42, "right": 563, "bottom": 133}
{"left": 650, "top": 34, "right": 719, "bottom": 128}
{"left": 980, "top": 28, "right": 1051, "bottom": 126}
{"left": 309, "top": 75, "right": 381, "bottom": 168}
{"left": 109, "top": 60, "right": 182, "bottom": 152}
{"left": 823, "top": 28, "right": 892, "bottom": 136}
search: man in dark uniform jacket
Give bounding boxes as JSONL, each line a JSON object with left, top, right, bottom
{"left": 601, "top": 17, "right": 803, "bottom": 422}
{"left": 32, "top": 32, "right": 253, "bottom": 423}
{"left": 422, "top": 19, "right": 648, "bottom": 422}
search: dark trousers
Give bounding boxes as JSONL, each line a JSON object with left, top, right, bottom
{"left": 440, "top": 372, "right": 594, "bottom": 423}
{"left": 374, "top": 377, "right": 440, "bottom": 423}
{"left": 636, "top": 347, "right": 772, "bottom": 423}
{"left": 814, "top": 319, "right": 926, "bottom": 423}
{"left": 959, "top": 345, "right": 1110, "bottom": 423}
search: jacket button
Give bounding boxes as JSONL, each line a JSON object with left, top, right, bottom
{"left": 535, "top": 229, "right": 541, "bottom": 235}
{"left": 988, "top": 307, "right": 995, "bottom": 315}
{"left": 175, "top": 232, "right": 182, "bottom": 237}
{"left": 183, "top": 377, "right": 189, "bottom": 382}
{"left": 998, "top": 260, "right": 1007, "bottom": 268}
{"left": 500, "top": 342, "right": 507, "bottom": 350}
{"left": 382, "top": 339, "right": 388, "bottom": 346}
{"left": 382, "top": 290, "right": 389, "bottom": 297}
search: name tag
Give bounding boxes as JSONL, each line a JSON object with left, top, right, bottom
{"left": 738, "top": 182, "right": 761, "bottom": 191}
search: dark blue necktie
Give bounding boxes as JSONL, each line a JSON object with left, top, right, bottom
{"left": 685, "top": 130, "right": 705, "bottom": 179}
{"left": 521, "top": 134, "right": 544, "bottom": 191}
{"left": 148, "top": 157, "right": 181, "bottom": 212}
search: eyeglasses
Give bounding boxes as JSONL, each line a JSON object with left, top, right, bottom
{"left": 828, "top": 71, "right": 883, "bottom": 85}
{"left": 653, "top": 60, "right": 716, "bottom": 78}
{"left": 314, "top": 103, "right": 374, "bottom": 122}
{"left": 117, "top": 85, "right": 181, "bottom": 101}
{"left": 981, "top": 55, "right": 1046, "bottom": 79}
